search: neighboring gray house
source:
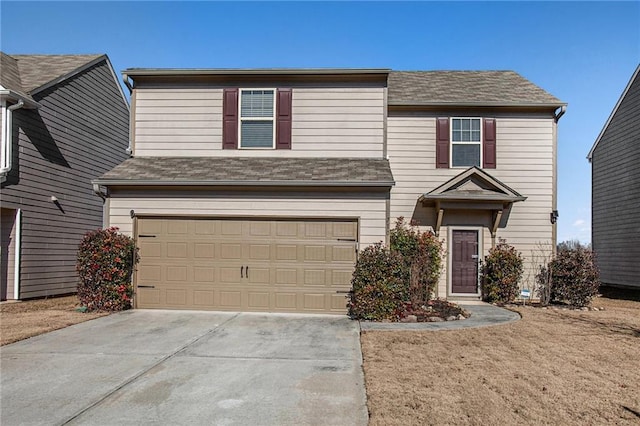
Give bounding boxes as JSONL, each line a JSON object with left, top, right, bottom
{"left": 0, "top": 53, "right": 129, "bottom": 300}
{"left": 588, "top": 64, "right": 640, "bottom": 290}
{"left": 93, "top": 67, "right": 565, "bottom": 314}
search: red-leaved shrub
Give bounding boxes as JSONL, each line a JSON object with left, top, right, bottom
{"left": 76, "top": 227, "right": 138, "bottom": 311}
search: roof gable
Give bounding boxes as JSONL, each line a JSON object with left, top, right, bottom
{"left": 388, "top": 71, "right": 565, "bottom": 107}
{"left": 421, "top": 167, "right": 525, "bottom": 203}
{"left": 587, "top": 63, "right": 640, "bottom": 161}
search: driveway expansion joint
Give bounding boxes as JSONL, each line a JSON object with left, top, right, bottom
{"left": 55, "top": 312, "right": 241, "bottom": 426}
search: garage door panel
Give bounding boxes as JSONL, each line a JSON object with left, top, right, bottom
{"left": 219, "top": 290, "right": 242, "bottom": 308}
{"left": 193, "top": 267, "right": 215, "bottom": 283}
{"left": 136, "top": 218, "right": 357, "bottom": 313}
{"left": 193, "top": 290, "right": 214, "bottom": 306}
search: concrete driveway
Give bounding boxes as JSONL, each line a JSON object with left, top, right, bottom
{"left": 0, "top": 311, "right": 368, "bottom": 426}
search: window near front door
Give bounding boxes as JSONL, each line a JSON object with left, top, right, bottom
{"left": 435, "top": 117, "right": 496, "bottom": 169}
{"left": 239, "top": 89, "right": 275, "bottom": 149}
{"left": 451, "top": 118, "right": 481, "bottom": 167}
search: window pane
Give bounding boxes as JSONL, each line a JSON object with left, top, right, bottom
{"left": 452, "top": 119, "right": 461, "bottom": 131}
{"left": 241, "top": 90, "right": 274, "bottom": 117}
{"left": 241, "top": 121, "right": 273, "bottom": 148}
{"left": 461, "top": 131, "right": 471, "bottom": 142}
{"left": 471, "top": 119, "right": 480, "bottom": 131}
{"left": 471, "top": 129, "right": 481, "bottom": 142}
{"left": 452, "top": 129, "right": 462, "bottom": 142}
{"left": 452, "top": 144, "right": 480, "bottom": 167}
{"left": 461, "top": 119, "right": 471, "bottom": 130}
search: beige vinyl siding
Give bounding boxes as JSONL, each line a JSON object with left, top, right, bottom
{"left": 133, "top": 87, "right": 384, "bottom": 157}
{"left": 0, "top": 60, "right": 129, "bottom": 299}
{"left": 387, "top": 113, "right": 555, "bottom": 293}
{"left": 108, "top": 192, "right": 387, "bottom": 249}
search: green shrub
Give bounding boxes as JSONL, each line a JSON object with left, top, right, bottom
{"left": 349, "top": 218, "right": 444, "bottom": 320}
{"left": 390, "top": 217, "right": 443, "bottom": 305}
{"left": 76, "top": 227, "right": 138, "bottom": 312}
{"left": 548, "top": 243, "right": 599, "bottom": 307}
{"left": 481, "top": 240, "right": 524, "bottom": 303}
{"left": 348, "top": 243, "right": 407, "bottom": 320}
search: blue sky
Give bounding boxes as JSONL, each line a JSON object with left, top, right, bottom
{"left": 2, "top": 1, "right": 639, "bottom": 243}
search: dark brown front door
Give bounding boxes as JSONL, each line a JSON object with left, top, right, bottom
{"left": 451, "top": 230, "right": 479, "bottom": 294}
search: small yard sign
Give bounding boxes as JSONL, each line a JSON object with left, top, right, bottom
{"left": 521, "top": 289, "right": 531, "bottom": 298}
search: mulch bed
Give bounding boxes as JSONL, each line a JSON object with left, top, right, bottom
{"left": 399, "top": 299, "right": 470, "bottom": 323}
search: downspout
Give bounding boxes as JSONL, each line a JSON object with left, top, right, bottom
{"left": 93, "top": 183, "right": 110, "bottom": 228}
{"left": 0, "top": 99, "right": 25, "bottom": 179}
{"left": 122, "top": 73, "right": 134, "bottom": 155}
{"left": 14, "top": 209, "right": 22, "bottom": 300}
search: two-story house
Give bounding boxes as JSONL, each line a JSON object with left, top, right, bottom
{"left": 0, "top": 53, "right": 129, "bottom": 300}
{"left": 93, "top": 68, "right": 565, "bottom": 313}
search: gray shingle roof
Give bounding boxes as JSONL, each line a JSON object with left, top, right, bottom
{"left": 2, "top": 53, "right": 103, "bottom": 94}
{"left": 0, "top": 52, "right": 26, "bottom": 94}
{"left": 388, "top": 71, "right": 565, "bottom": 107}
{"left": 95, "top": 157, "right": 395, "bottom": 187}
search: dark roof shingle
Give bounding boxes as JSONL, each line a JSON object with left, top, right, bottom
{"left": 0, "top": 52, "right": 26, "bottom": 94}
{"left": 95, "top": 157, "right": 395, "bottom": 187}
{"left": 388, "top": 71, "right": 564, "bottom": 107}
{"left": 2, "top": 53, "right": 103, "bottom": 93}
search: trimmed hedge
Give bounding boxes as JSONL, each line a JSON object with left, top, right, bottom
{"left": 76, "top": 227, "right": 138, "bottom": 312}
{"left": 481, "top": 240, "right": 524, "bottom": 304}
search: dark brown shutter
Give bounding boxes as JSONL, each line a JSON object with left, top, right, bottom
{"left": 276, "top": 88, "right": 292, "bottom": 149}
{"left": 223, "top": 88, "right": 238, "bottom": 149}
{"left": 483, "top": 118, "right": 496, "bottom": 168}
{"left": 436, "top": 117, "right": 450, "bottom": 168}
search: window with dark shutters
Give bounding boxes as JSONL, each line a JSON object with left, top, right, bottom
{"left": 276, "top": 88, "right": 292, "bottom": 149}
{"left": 222, "top": 88, "right": 238, "bottom": 149}
{"left": 436, "top": 117, "right": 450, "bottom": 168}
{"left": 483, "top": 118, "right": 496, "bottom": 169}
{"left": 222, "top": 87, "right": 292, "bottom": 150}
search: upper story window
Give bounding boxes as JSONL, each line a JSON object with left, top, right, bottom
{"left": 436, "top": 117, "right": 496, "bottom": 169}
{"left": 239, "top": 89, "right": 276, "bottom": 149}
{"left": 451, "top": 118, "right": 481, "bottom": 167}
{"left": 223, "top": 88, "right": 292, "bottom": 150}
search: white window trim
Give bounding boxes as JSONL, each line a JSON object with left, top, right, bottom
{"left": 450, "top": 117, "right": 482, "bottom": 168}
{"left": 447, "top": 226, "right": 483, "bottom": 297}
{"left": 238, "top": 88, "right": 277, "bottom": 150}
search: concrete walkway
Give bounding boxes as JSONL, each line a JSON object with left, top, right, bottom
{"left": 360, "top": 301, "right": 520, "bottom": 331}
{"left": 1, "top": 311, "right": 368, "bottom": 426}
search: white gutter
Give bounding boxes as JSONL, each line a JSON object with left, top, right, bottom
{"left": 0, "top": 99, "right": 26, "bottom": 180}
{"left": 14, "top": 209, "right": 22, "bottom": 300}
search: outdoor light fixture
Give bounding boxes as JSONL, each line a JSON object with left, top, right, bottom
{"left": 550, "top": 210, "right": 559, "bottom": 224}
{"left": 50, "top": 196, "right": 58, "bottom": 203}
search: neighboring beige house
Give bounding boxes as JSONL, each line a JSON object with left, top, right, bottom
{"left": 93, "top": 68, "right": 565, "bottom": 313}
{"left": 588, "top": 64, "right": 640, "bottom": 290}
{"left": 0, "top": 53, "right": 129, "bottom": 300}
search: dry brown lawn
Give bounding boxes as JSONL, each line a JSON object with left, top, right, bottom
{"left": 0, "top": 296, "right": 108, "bottom": 346}
{"left": 362, "top": 297, "right": 640, "bottom": 425}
